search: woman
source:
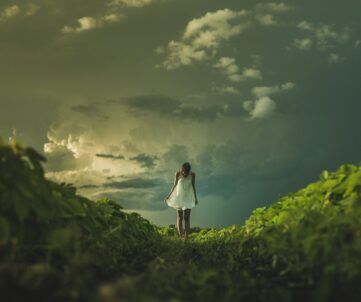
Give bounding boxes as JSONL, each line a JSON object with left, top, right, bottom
{"left": 165, "top": 162, "right": 198, "bottom": 240}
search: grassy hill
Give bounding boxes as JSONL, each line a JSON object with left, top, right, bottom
{"left": 1, "top": 138, "right": 361, "bottom": 301}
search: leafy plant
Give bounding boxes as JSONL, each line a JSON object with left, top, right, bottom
{"left": 1, "top": 137, "right": 361, "bottom": 302}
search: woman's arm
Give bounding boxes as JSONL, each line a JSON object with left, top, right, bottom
{"left": 191, "top": 172, "right": 198, "bottom": 204}
{"left": 166, "top": 171, "right": 179, "bottom": 199}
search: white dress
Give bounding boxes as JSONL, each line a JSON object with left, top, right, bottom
{"left": 167, "top": 172, "right": 196, "bottom": 210}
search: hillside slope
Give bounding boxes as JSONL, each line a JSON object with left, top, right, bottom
{"left": 1, "top": 138, "right": 361, "bottom": 302}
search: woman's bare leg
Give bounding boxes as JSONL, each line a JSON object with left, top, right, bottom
{"left": 184, "top": 209, "right": 191, "bottom": 239}
{"left": 177, "top": 209, "right": 183, "bottom": 238}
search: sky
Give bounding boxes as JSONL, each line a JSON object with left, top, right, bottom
{"left": 1, "top": 0, "right": 360, "bottom": 228}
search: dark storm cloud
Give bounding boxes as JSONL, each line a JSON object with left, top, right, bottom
{"left": 78, "top": 184, "right": 99, "bottom": 189}
{"left": 71, "top": 104, "right": 99, "bottom": 113}
{"left": 123, "top": 95, "right": 179, "bottom": 114}
{"left": 106, "top": 94, "right": 247, "bottom": 122}
{"left": 3, "top": 0, "right": 361, "bottom": 228}
{"left": 91, "top": 174, "right": 169, "bottom": 210}
{"left": 162, "top": 144, "right": 189, "bottom": 168}
{"left": 93, "top": 189, "right": 165, "bottom": 210}
{"left": 129, "top": 153, "right": 159, "bottom": 168}
{"left": 103, "top": 177, "right": 159, "bottom": 189}
{"left": 71, "top": 105, "right": 109, "bottom": 120}
{"left": 116, "top": 94, "right": 222, "bottom": 121}
{"left": 95, "top": 153, "right": 125, "bottom": 160}
{"left": 45, "top": 148, "right": 79, "bottom": 172}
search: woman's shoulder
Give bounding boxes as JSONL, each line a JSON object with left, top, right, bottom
{"left": 175, "top": 170, "right": 195, "bottom": 177}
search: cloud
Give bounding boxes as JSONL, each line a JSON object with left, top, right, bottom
{"left": 62, "top": 13, "right": 124, "bottom": 33}
{"left": 41, "top": 85, "right": 298, "bottom": 215}
{"left": 222, "top": 86, "right": 240, "bottom": 95}
{"left": 253, "top": 2, "right": 294, "bottom": 26}
{"left": 60, "top": 0, "right": 160, "bottom": 35}
{"left": 43, "top": 114, "right": 149, "bottom": 179}
{"left": 45, "top": 168, "right": 107, "bottom": 188}
{"left": 295, "top": 21, "right": 351, "bottom": 51}
{"left": 43, "top": 95, "right": 230, "bottom": 184}
{"left": 95, "top": 153, "right": 125, "bottom": 160}
{"left": 71, "top": 104, "right": 98, "bottom": 112}
{"left": 2, "top": 0, "right": 359, "bottom": 228}
{"left": 106, "top": 94, "right": 250, "bottom": 122}
{"left": 293, "top": 38, "right": 313, "bottom": 50}
{"left": 159, "top": 8, "right": 250, "bottom": 70}
{"left": 255, "top": 2, "right": 293, "bottom": 13}
{"left": 242, "top": 100, "right": 254, "bottom": 112}
{"left": 129, "top": 153, "right": 159, "bottom": 168}
{"left": 92, "top": 189, "right": 165, "bottom": 210}
{"left": 103, "top": 177, "right": 158, "bottom": 189}
{"left": 252, "top": 82, "right": 295, "bottom": 98}
{"left": 242, "top": 82, "right": 296, "bottom": 120}
{"left": 25, "top": 3, "right": 40, "bottom": 16}
{"left": 71, "top": 104, "right": 109, "bottom": 120}
{"left": 122, "top": 95, "right": 179, "bottom": 116}
{"left": 240, "top": 67, "right": 263, "bottom": 81}
{"left": 162, "top": 144, "right": 190, "bottom": 171}
{"left": 0, "top": 5, "right": 20, "bottom": 20}
{"left": 212, "top": 85, "right": 240, "bottom": 95}
{"left": 328, "top": 52, "right": 345, "bottom": 64}
{"left": 114, "top": 94, "right": 229, "bottom": 122}
{"left": 0, "top": 3, "right": 41, "bottom": 21}
{"left": 157, "top": 4, "right": 292, "bottom": 70}
{"left": 183, "top": 9, "right": 248, "bottom": 40}
{"left": 78, "top": 184, "right": 99, "bottom": 189}
{"left": 39, "top": 85, "right": 322, "bottom": 222}
{"left": 44, "top": 144, "right": 80, "bottom": 172}
{"left": 213, "top": 57, "right": 262, "bottom": 82}
{"left": 44, "top": 123, "right": 93, "bottom": 159}
{"left": 108, "top": 0, "right": 152, "bottom": 8}
{"left": 255, "top": 14, "right": 277, "bottom": 26}
{"left": 213, "top": 57, "right": 240, "bottom": 81}
{"left": 249, "top": 96, "right": 277, "bottom": 119}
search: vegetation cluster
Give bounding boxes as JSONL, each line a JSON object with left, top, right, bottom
{"left": 1, "top": 138, "right": 361, "bottom": 301}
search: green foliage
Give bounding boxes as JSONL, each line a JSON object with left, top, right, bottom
{"left": 239, "top": 162, "right": 361, "bottom": 299}
{"left": 0, "top": 138, "right": 161, "bottom": 301}
{"left": 1, "top": 137, "right": 361, "bottom": 301}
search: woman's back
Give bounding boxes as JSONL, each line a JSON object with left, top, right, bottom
{"left": 167, "top": 171, "right": 196, "bottom": 210}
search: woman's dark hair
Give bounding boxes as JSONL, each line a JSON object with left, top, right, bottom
{"left": 181, "top": 162, "right": 191, "bottom": 173}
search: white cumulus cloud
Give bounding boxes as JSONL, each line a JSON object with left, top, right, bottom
{"left": 293, "top": 38, "right": 313, "bottom": 50}
{"left": 243, "top": 81, "right": 296, "bottom": 120}
{"left": 256, "top": 14, "right": 277, "bottom": 26}
{"left": 296, "top": 21, "right": 351, "bottom": 51}
{"left": 157, "top": 3, "right": 292, "bottom": 70}
{"left": 213, "top": 57, "right": 262, "bottom": 82}
{"left": 0, "top": 5, "right": 20, "bottom": 20}
{"left": 159, "top": 8, "right": 250, "bottom": 70}
{"left": 252, "top": 82, "right": 295, "bottom": 98}
{"left": 0, "top": 3, "right": 40, "bottom": 21}
{"left": 249, "top": 96, "right": 277, "bottom": 119}
{"left": 62, "top": 13, "right": 124, "bottom": 33}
